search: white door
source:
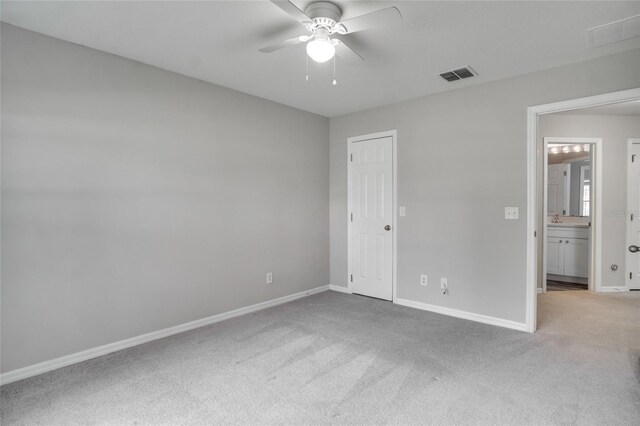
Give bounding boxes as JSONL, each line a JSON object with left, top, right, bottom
{"left": 564, "top": 238, "right": 589, "bottom": 278}
{"left": 546, "top": 238, "right": 564, "bottom": 275}
{"left": 626, "top": 139, "right": 640, "bottom": 289}
{"left": 548, "top": 164, "right": 567, "bottom": 216}
{"left": 349, "top": 137, "right": 393, "bottom": 300}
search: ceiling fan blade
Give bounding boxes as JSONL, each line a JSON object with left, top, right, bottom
{"left": 259, "top": 35, "right": 310, "bottom": 53}
{"left": 270, "top": 0, "right": 312, "bottom": 23}
{"left": 334, "top": 39, "right": 365, "bottom": 65}
{"left": 338, "top": 7, "right": 402, "bottom": 34}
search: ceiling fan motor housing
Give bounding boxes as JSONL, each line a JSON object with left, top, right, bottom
{"left": 305, "top": 1, "right": 342, "bottom": 27}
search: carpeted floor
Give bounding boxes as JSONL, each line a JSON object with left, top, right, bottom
{"left": 1, "top": 290, "right": 639, "bottom": 425}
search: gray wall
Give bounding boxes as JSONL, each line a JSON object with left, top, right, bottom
{"left": 1, "top": 24, "right": 329, "bottom": 373}
{"left": 540, "top": 114, "right": 640, "bottom": 287}
{"left": 330, "top": 48, "right": 640, "bottom": 323}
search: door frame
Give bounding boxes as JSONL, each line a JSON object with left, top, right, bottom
{"left": 347, "top": 130, "right": 398, "bottom": 301}
{"left": 526, "top": 87, "right": 640, "bottom": 333}
{"left": 625, "top": 138, "right": 640, "bottom": 289}
{"left": 542, "top": 137, "right": 601, "bottom": 293}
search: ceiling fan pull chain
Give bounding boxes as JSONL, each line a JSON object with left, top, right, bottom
{"left": 305, "top": 54, "right": 309, "bottom": 81}
{"left": 332, "top": 56, "right": 337, "bottom": 86}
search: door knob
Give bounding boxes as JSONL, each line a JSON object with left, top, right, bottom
{"left": 629, "top": 245, "right": 639, "bottom": 253}
{"left": 384, "top": 225, "right": 391, "bottom": 231}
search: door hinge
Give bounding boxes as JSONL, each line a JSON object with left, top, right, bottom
{"left": 534, "top": 231, "right": 537, "bottom": 237}
{"left": 350, "top": 153, "right": 353, "bottom": 162}
{"left": 350, "top": 212, "right": 353, "bottom": 222}
{"left": 563, "top": 171, "right": 567, "bottom": 176}
{"left": 350, "top": 274, "right": 353, "bottom": 282}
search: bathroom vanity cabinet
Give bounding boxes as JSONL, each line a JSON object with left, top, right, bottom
{"left": 547, "top": 225, "right": 589, "bottom": 279}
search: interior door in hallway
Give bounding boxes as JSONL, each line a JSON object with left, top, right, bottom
{"left": 349, "top": 137, "right": 393, "bottom": 301}
{"left": 626, "top": 139, "right": 640, "bottom": 290}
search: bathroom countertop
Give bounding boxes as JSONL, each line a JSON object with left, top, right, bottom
{"left": 547, "top": 222, "right": 590, "bottom": 228}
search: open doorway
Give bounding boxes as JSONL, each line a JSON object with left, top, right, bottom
{"left": 542, "top": 138, "right": 597, "bottom": 293}
{"left": 525, "top": 88, "right": 640, "bottom": 333}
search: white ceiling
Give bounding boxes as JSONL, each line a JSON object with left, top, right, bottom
{"left": 2, "top": 1, "right": 640, "bottom": 117}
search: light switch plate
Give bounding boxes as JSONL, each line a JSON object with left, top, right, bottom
{"left": 399, "top": 206, "right": 406, "bottom": 217}
{"left": 505, "top": 207, "right": 519, "bottom": 220}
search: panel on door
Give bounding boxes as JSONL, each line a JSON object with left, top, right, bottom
{"left": 564, "top": 238, "right": 589, "bottom": 278}
{"left": 546, "top": 238, "right": 564, "bottom": 275}
{"left": 349, "top": 137, "right": 393, "bottom": 301}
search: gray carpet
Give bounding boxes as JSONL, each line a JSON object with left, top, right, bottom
{"left": 1, "top": 290, "right": 639, "bottom": 425}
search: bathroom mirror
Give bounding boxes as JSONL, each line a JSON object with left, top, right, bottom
{"left": 547, "top": 144, "right": 591, "bottom": 217}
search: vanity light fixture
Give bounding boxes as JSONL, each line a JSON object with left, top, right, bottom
{"left": 548, "top": 144, "right": 590, "bottom": 155}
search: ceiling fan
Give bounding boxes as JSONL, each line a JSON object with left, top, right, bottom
{"left": 259, "top": 1, "right": 402, "bottom": 65}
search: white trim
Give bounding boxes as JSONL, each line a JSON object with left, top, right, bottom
{"left": 599, "top": 286, "right": 630, "bottom": 292}
{"left": 0, "top": 285, "right": 330, "bottom": 386}
{"left": 564, "top": 163, "right": 571, "bottom": 216}
{"left": 526, "top": 87, "right": 640, "bottom": 333}
{"left": 329, "top": 284, "right": 352, "bottom": 294}
{"left": 542, "top": 138, "right": 549, "bottom": 292}
{"left": 626, "top": 138, "right": 640, "bottom": 289}
{"left": 537, "top": 288, "right": 543, "bottom": 293}
{"left": 526, "top": 106, "right": 538, "bottom": 332}
{"left": 395, "top": 298, "right": 528, "bottom": 332}
{"left": 347, "top": 130, "right": 398, "bottom": 302}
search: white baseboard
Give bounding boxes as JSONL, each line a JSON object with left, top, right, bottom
{"left": 598, "top": 286, "right": 629, "bottom": 292}
{"left": 395, "top": 298, "right": 528, "bottom": 332}
{"left": 537, "top": 288, "right": 543, "bottom": 293}
{"left": 329, "top": 284, "right": 352, "bottom": 294}
{"left": 0, "top": 285, "right": 330, "bottom": 386}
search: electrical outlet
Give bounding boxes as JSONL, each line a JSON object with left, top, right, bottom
{"left": 266, "top": 272, "right": 273, "bottom": 284}
{"left": 420, "top": 274, "right": 428, "bottom": 286}
{"left": 440, "top": 278, "right": 448, "bottom": 294}
{"left": 504, "top": 207, "right": 519, "bottom": 220}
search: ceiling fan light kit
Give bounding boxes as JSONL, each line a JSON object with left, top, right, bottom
{"left": 261, "top": 0, "right": 401, "bottom": 84}
{"left": 305, "top": 29, "right": 337, "bottom": 63}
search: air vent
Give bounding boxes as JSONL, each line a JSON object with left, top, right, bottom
{"left": 439, "top": 66, "right": 477, "bottom": 82}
